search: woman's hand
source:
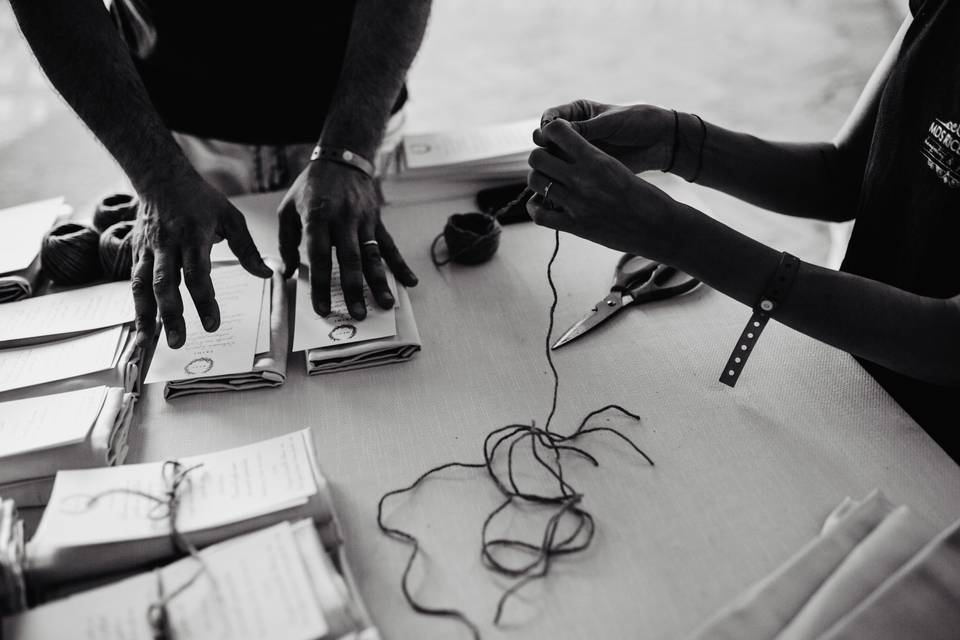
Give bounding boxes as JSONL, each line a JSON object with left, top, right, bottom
{"left": 526, "top": 119, "right": 685, "bottom": 263}
{"left": 534, "top": 100, "right": 675, "bottom": 174}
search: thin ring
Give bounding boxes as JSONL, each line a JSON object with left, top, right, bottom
{"left": 543, "top": 181, "right": 553, "bottom": 201}
{"left": 361, "top": 240, "right": 379, "bottom": 248}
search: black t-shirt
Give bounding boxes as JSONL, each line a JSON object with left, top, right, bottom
{"left": 114, "top": 1, "right": 406, "bottom": 144}
{"left": 840, "top": 0, "right": 959, "bottom": 460}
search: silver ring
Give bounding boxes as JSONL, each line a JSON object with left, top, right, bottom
{"left": 543, "top": 181, "right": 553, "bottom": 201}
{"left": 361, "top": 240, "right": 379, "bottom": 249}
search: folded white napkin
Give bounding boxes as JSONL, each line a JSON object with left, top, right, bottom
{"left": 688, "top": 489, "right": 960, "bottom": 640}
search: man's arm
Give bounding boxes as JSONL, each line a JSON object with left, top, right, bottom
{"left": 278, "top": 0, "right": 431, "bottom": 320}
{"left": 11, "top": 0, "right": 271, "bottom": 349}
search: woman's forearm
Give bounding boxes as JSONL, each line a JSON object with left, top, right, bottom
{"left": 669, "top": 117, "right": 861, "bottom": 222}
{"left": 671, "top": 203, "right": 960, "bottom": 385}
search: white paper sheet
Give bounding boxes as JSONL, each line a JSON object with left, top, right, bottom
{"left": 292, "top": 263, "right": 397, "bottom": 352}
{"left": 145, "top": 264, "right": 265, "bottom": 384}
{"left": 0, "top": 281, "right": 134, "bottom": 344}
{"left": 0, "top": 386, "right": 108, "bottom": 458}
{"left": 4, "top": 522, "right": 329, "bottom": 640}
{"left": 402, "top": 119, "right": 538, "bottom": 170}
{"left": 33, "top": 429, "right": 321, "bottom": 547}
{"left": 0, "top": 198, "right": 71, "bottom": 274}
{"left": 0, "top": 326, "right": 125, "bottom": 393}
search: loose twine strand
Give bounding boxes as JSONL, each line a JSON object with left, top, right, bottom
{"left": 78, "top": 460, "right": 208, "bottom": 640}
{"left": 379, "top": 225, "right": 654, "bottom": 639}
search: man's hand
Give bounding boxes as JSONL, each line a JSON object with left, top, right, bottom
{"left": 526, "top": 119, "right": 683, "bottom": 263}
{"left": 132, "top": 175, "right": 272, "bottom": 349}
{"left": 534, "top": 100, "right": 675, "bottom": 174}
{"left": 277, "top": 161, "right": 417, "bottom": 319}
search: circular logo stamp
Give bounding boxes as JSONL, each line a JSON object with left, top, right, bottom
{"left": 184, "top": 357, "right": 214, "bottom": 376}
{"left": 328, "top": 324, "right": 357, "bottom": 342}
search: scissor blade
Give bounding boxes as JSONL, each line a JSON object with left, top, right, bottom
{"left": 552, "top": 293, "right": 625, "bottom": 349}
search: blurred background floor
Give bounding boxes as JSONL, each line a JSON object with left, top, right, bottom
{"left": 0, "top": 0, "right": 903, "bottom": 264}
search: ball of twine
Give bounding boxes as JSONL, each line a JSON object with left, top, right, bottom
{"left": 431, "top": 212, "right": 502, "bottom": 267}
{"left": 99, "top": 220, "right": 135, "bottom": 281}
{"left": 92, "top": 193, "right": 138, "bottom": 232}
{"left": 41, "top": 222, "right": 102, "bottom": 285}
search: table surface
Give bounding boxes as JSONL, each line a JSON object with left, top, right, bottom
{"left": 127, "top": 176, "right": 960, "bottom": 640}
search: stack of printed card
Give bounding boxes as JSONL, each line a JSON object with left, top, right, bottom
{"left": 4, "top": 430, "right": 379, "bottom": 640}
{"left": 0, "top": 386, "right": 136, "bottom": 507}
{"left": 293, "top": 262, "right": 420, "bottom": 375}
{"left": 0, "top": 280, "right": 141, "bottom": 401}
{"left": 144, "top": 261, "right": 288, "bottom": 398}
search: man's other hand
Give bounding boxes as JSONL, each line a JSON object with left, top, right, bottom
{"left": 131, "top": 175, "right": 272, "bottom": 349}
{"left": 277, "top": 161, "right": 417, "bottom": 320}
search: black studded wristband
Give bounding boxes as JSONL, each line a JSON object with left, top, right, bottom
{"left": 720, "top": 252, "right": 800, "bottom": 387}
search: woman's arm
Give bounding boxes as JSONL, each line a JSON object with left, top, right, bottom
{"left": 536, "top": 17, "right": 912, "bottom": 223}
{"left": 689, "top": 16, "right": 912, "bottom": 222}
{"left": 527, "top": 120, "right": 960, "bottom": 387}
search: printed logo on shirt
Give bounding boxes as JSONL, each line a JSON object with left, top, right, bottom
{"left": 923, "top": 118, "right": 960, "bottom": 188}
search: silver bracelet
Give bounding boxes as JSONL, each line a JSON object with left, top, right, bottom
{"left": 309, "top": 145, "right": 375, "bottom": 178}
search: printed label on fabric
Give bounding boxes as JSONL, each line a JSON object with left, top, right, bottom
{"left": 923, "top": 118, "right": 960, "bottom": 188}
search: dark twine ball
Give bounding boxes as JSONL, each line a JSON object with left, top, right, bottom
{"left": 430, "top": 212, "right": 502, "bottom": 267}
{"left": 99, "top": 220, "right": 135, "bottom": 281}
{"left": 41, "top": 222, "right": 102, "bottom": 285}
{"left": 92, "top": 192, "right": 138, "bottom": 232}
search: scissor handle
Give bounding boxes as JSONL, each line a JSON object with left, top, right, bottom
{"left": 612, "top": 254, "right": 658, "bottom": 292}
{"left": 628, "top": 265, "right": 701, "bottom": 304}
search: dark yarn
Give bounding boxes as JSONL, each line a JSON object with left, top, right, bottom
{"left": 430, "top": 186, "right": 534, "bottom": 268}
{"left": 41, "top": 222, "right": 102, "bottom": 285}
{"left": 430, "top": 212, "right": 501, "bottom": 267}
{"left": 92, "top": 193, "right": 138, "bottom": 232}
{"left": 99, "top": 220, "right": 135, "bottom": 281}
{"left": 380, "top": 229, "right": 654, "bottom": 638}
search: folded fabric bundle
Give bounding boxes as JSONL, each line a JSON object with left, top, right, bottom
{"left": 0, "top": 257, "right": 43, "bottom": 305}
{"left": 163, "top": 267, "right": 288, "bottom": 398}
{"left": 687, "top": 489, "right": 960, "bottom": 640}
{"left": 0, "top": 498, "right": 27, "bottom": 617}
{"left": 305, "top": 284, "right": 421, "bottom": 375}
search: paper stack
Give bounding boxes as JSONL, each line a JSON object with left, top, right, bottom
{"left": 0, "top": 280, "right": 141, "bottom": 401}
{"left": 294, "top": 264, "right": 420, "bottom": 375}
{"left": 5, "top": 520, "right": 378, "bottom": 640}
{"left": 0, "top": 387, "right": 136, "bottom": 507}
{"left": 4, "top": 429, "right": 378, "bottom": 639}
{"left": 0, "top": 198, "right": 71, "bottom": 303}
{"left": 382, "top": 119, "right": 537, "bottom": 204}
{"left": 25, "top": 429, "right": 338, "bottom": 586}
{"left": 0, "top": 498, "right": 26, "bottom": 617}
{"left": 687, "top": 489, "right": 960, "bottom": 640}
{"left": 144, "top": 262, "right": 287, "bottom": 398}
{"left": 398, "top": 119, "right": 536, "bottom": 181}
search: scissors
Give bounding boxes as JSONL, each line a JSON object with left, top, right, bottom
{"left": 552, "top": 253, "right": 702, "bottom": 350}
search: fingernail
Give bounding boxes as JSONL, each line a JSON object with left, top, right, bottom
{"left": 167, "top": 329, "right": 180, "bottom": 345}
{"left": 384, "top": 291, "right": 394, "bottom": 304}
{"left": 351, "top": 303, "right": 366, "bottom": 319}
{"left": 202, "top": 316, "right": 217, "bottom": 331}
